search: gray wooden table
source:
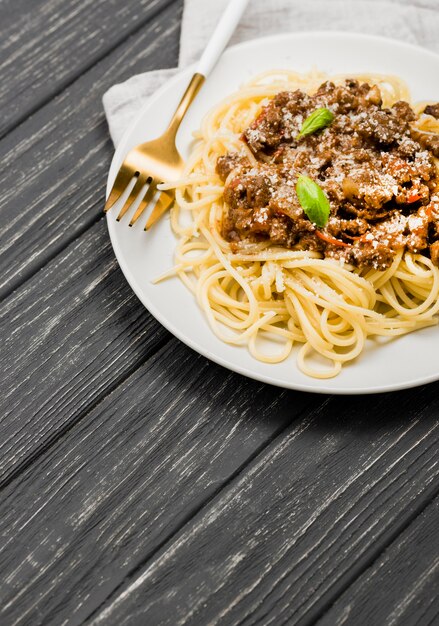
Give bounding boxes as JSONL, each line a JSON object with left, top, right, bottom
{"left": 1, "top": 1, "right": 439, "bottom": 624}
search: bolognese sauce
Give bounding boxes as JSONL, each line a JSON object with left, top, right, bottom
{"left": 216, "top": 79, "right": 439, "bottom": 270}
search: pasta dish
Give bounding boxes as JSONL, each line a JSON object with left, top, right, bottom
{"left": 157, "top": 71, "right": 439, "bottom": 379}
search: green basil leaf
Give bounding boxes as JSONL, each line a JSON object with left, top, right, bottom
{"left": 296, "top": 175, "right": 330, "bottom": 228}
{"left": 297, "top": 107, "right": 334, "bottom": 139}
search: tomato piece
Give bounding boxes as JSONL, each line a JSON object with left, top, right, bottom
{"left": 315, "top": 230, "right": 351, "bottom": 248}
{"left": 343, "top": 232, "right": 369, "bottom": 242}
{"left": 407, "top": 194, "right": 422, "bottom": 204}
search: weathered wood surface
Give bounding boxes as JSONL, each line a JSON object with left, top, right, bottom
{"left": 318, "top": 496, "right": 439, "bottom": 625}
{"left": 0, "top": 0, "right": 179, "bottom": 138}
{"left": 86, "top": 390, "right": 439, "bottom": 626}
{"left": 0, "top": 0, "right": 182, "bottom": 299}
{"left": 1, "top": 1, "right": 439, "bottom": 625}
{"left": 0, "top": 220, "right": 169, "bottom": 487}
{"left": 0, "top": 341, "right": 318, "bottom": 625}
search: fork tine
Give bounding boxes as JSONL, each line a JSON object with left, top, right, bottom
{"left": 104, "top": 166, "right": 136, "bottom": 213}
{"left": 144, "top": 190, "right": 174, "bottom": 231}
{"left": 129, "top": 179, "right": 157, "bottom": 226}
{"left": 115, "top": 175, "right": 146, "bottom": 222}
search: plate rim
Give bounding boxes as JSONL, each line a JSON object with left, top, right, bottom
{"left": 106, "top": 30, "right": 439, "bottom": 395}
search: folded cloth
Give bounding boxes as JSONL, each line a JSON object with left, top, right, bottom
{"left": 103, "top": 0, "right": 439, "bottom": 147}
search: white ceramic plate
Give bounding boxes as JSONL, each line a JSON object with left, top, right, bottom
{"left": 106, "top": 32, "right": 439, "bottom": 394}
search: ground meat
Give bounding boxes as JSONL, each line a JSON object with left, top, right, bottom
{"left": 327, "top": 217, "right": 368, "bottom": 238}
{"left": 216, "top": 154, "right": 249, "bottom": 181}
{"left": 342, "top": 164, "right": 395, "bottom": 209}
{"left": 394, "top": 137, "right": 419, "bottom": 159}
{"left": 349, "top": 240, "right": 395, "bottom": 270}
{"left": 411, "top": 130, "right": 439, "bottom": 159}
{"left": 269, "top": 216, "right": 294, "bottom": 246}
{"left": 431, "top": 241, "right": 439, "bottom": 265}
{"left": 242, "top": 90, "right": 310, "bottom": 154}
{"left": 224, "top": 174, "right": 271, "bottom": 210}
{"left": 424, "top": 103, "right": 439, "bottom": 119}
{"left": 392, "top": 101, "right": 416, "bottom": 123}
{"left": 356, "top": 109, "right": 407, "bottom": 146}
{"left": 406, "top": 208, "right": 430, "bottom": 252}
{"left": 219, "top": 79, "right": 439, "bottom": 269}
{"left": 295, "top": 233, "right": 323, "bottom": 252}
{"left": 244, "top": 174, "right": 271, "bottom": 207}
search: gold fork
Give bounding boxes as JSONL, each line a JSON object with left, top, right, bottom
{"left": 105, "top": 0, "right": 250, "bottom": 231}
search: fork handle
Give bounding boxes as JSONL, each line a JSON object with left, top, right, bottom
{"left": 196, "top": 0, "right": 250, "bottom": 77}
{"left": 167, "top": 0, "right": 250, "bottom": 137}
{"left": 167, "top": 73, "right": 205, "bottom": 137}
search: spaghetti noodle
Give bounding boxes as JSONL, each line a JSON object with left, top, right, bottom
{"left": 156, "top": 70, "right": 439, "bottom": 379}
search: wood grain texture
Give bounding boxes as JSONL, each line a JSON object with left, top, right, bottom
{"left": 0, "top": 219, "right": 169, "bottom": 486}
{"left": 0, "top": 342, "right": 317, "bottom": 625}
{"left": 0, "top": 0, "right": 183, "bottom": 299}
{"left": 2, "top": 2, "right": 439, "bottom": 624}
{"left": 317, "top": 496, "right": 439, "bottom": 626}
{"left": 0, "top": 0, "right": 178, "bottom": 137}
{"left": 86, "top": 388, "right": 439, "bottom": 626}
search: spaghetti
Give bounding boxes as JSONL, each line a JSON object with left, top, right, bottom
{"left": 156, "top": 70, "right": 439, "bottom": 379}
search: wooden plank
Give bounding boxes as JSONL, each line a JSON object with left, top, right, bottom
{"left": 317, "top": 497, "right": 439, "bottom": 626}
{"left": 0, "top": 341, "right": 317, "bottom": 625}
{"left": 84, "top": 389, "right": 439, "bottom": 626}
{"left": 0, "top": 219, "right": 169, "bottom": 486}
{"left": 0, "top": 0, "right": 183, "bottom": 299}
{"left": 0, "top": 0, "right": 178, "bottom": 137}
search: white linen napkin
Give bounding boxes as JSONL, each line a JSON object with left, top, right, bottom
{"left": 103, "top": 0, "right": 439, "bottom": 147}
